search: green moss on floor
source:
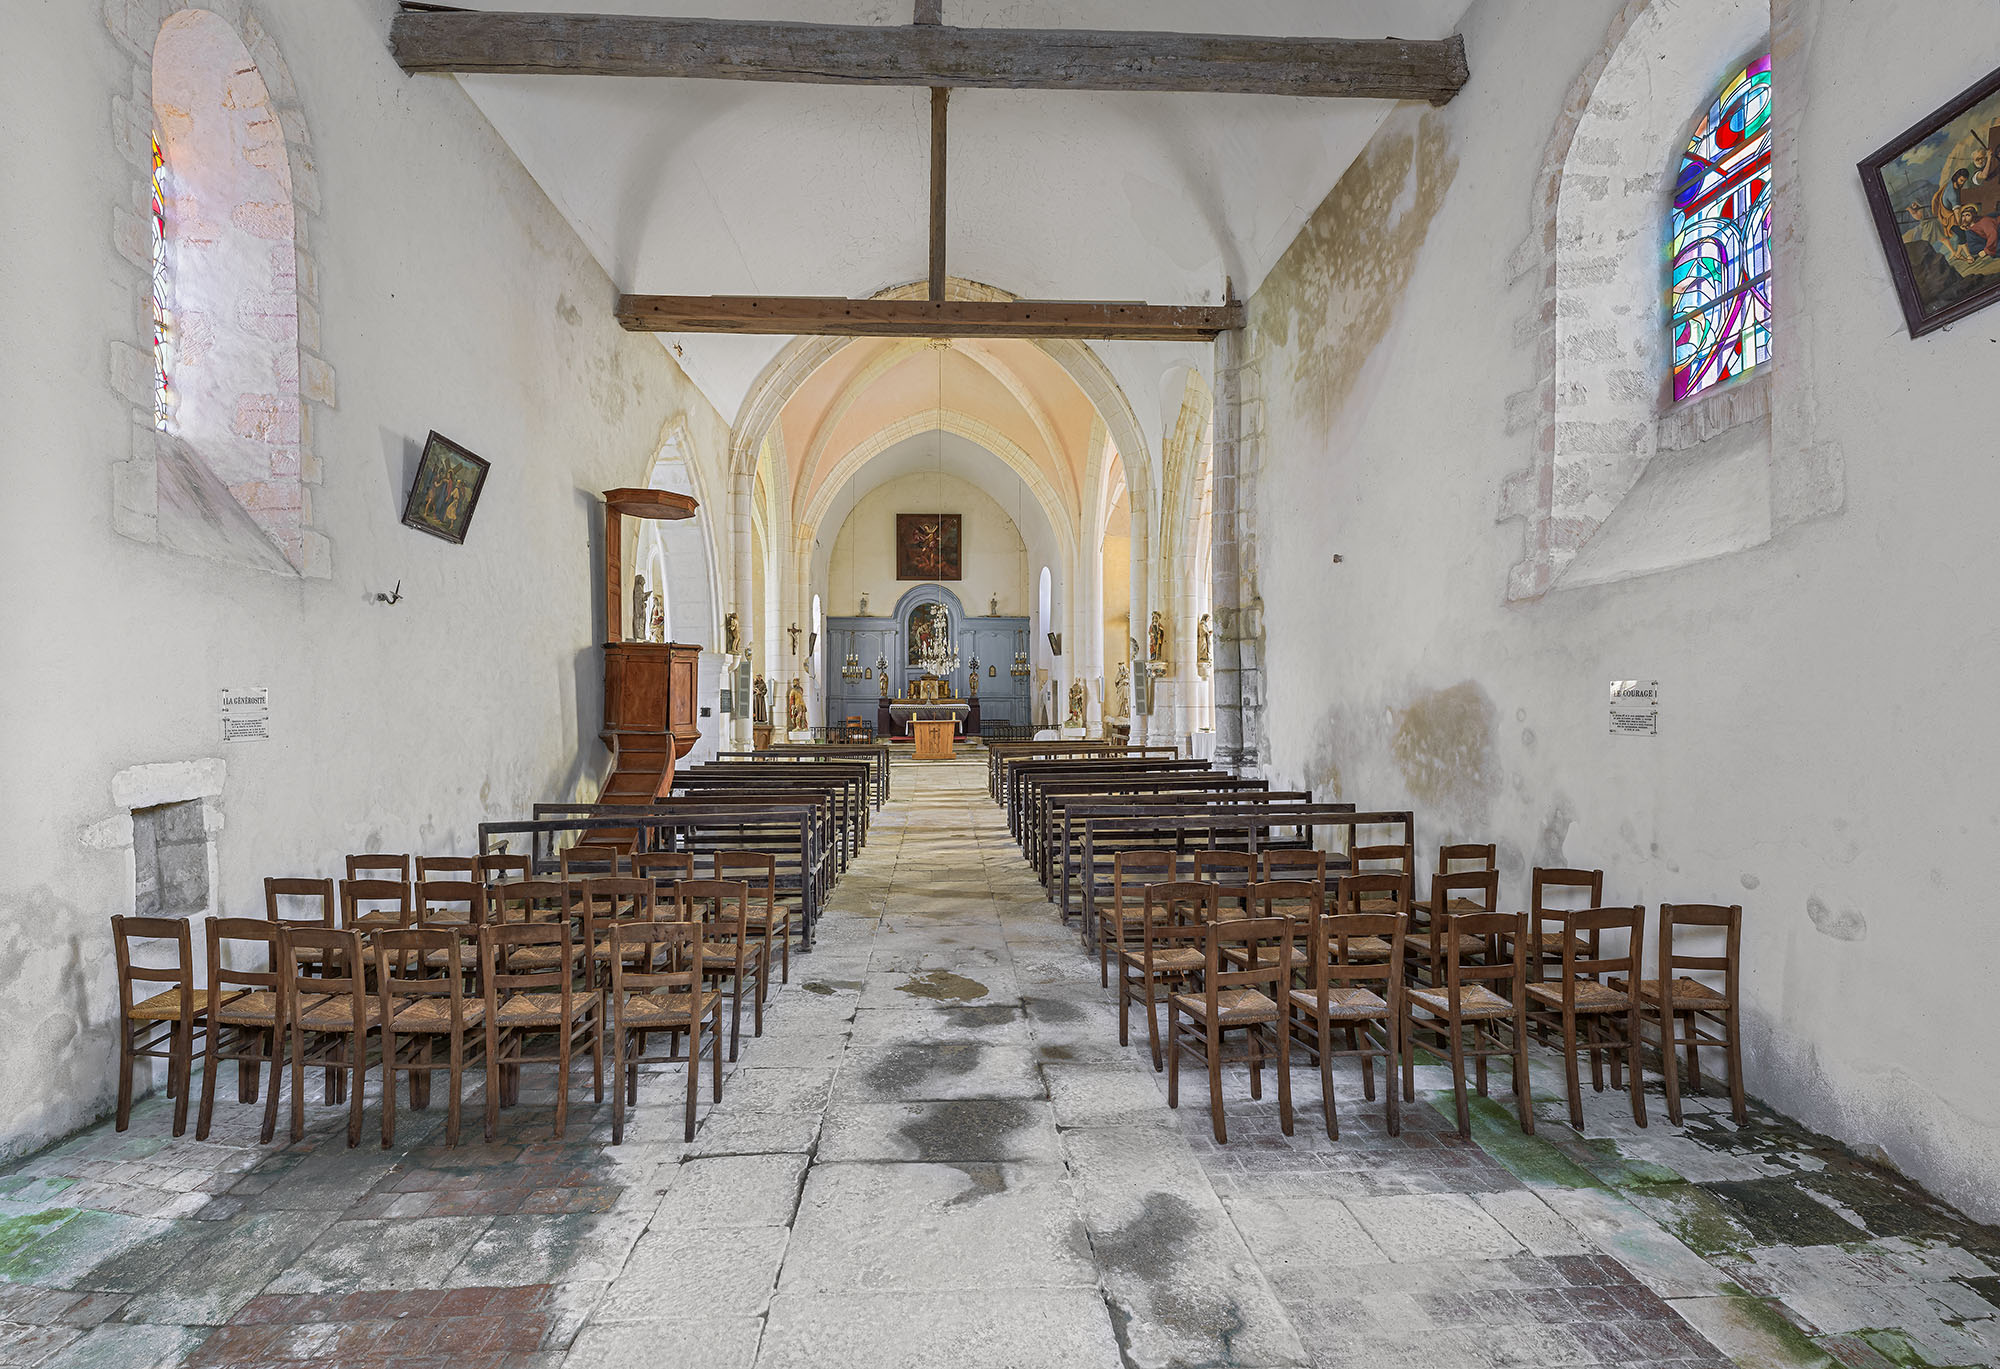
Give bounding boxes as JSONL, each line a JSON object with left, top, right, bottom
{"left": 1854, "top": 1326, "right": 1979, "bottom": 1368}
{"left": 0, "top": 1207, "right": 79, "bottom": 1275}
{"left": 1422, "top": 1092, "right": 1604, "bottom": 1189}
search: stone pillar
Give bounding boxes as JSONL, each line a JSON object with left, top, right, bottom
{"left": 1212, "top": 320, "right": 1261, "bottom": 774}
{"left": 729, "top": 468, "right": 755, "bottom": 748}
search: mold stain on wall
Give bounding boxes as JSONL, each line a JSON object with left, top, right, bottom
{"left": 1251, "top": 108, "right": 1460, "bottom": 434}
{"left": 1390, "top": 680, "right": 1502, "bottom": 826}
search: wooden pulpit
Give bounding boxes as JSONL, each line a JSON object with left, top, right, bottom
{"left": 598, "top": 488, "right": 701, "bottom": 805}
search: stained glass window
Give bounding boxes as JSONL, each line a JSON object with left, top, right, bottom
{"left": 150, "top": 131, "right": 171, "bottom": 430}
{"left": 1669, "top": 55, "right": 1771, "bottom": 402}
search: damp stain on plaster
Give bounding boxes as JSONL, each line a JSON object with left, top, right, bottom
{"left": 1805, "top": 894, "right": 1867, "bottom": 942}
{"left": 1250, "top": 108, "right": 1460, "bottom": 434}
{"left": 1389, "top": 681, "right": 1501, "bottom": 822}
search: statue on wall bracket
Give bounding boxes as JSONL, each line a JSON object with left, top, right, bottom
{"left": 1147, "top": 610, "right": 1167, "bottom": 666}
{"left": 724, "top": 611, "right": 742, "bottom": 656}
{"left": 1196, "top": 613, "right": 1212, "bottom": 678}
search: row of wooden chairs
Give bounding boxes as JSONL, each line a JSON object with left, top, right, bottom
{"left": 113, "top": 863, "right": 793, "bottom": 1147}
{"left": 1099, "top": 850, "right": 1744, "bottom": 1142}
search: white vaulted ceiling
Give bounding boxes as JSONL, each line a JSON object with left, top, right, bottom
{"left": 448, "top": 0, "right": 1476, "bottom": 421}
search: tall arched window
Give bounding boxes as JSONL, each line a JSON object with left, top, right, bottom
{"left": 1669, "top": 55, "right": 1771, "bottom": 402}
{"left": 150, "top": 132, "right": 171, "bottom": 431}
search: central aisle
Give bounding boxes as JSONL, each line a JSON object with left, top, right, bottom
{"left": 585, "top": 753, "right": 1308, "bottom": 1369}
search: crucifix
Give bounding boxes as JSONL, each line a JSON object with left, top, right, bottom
{"left": 788, "top": 622, "right": 801, "bottom": 655}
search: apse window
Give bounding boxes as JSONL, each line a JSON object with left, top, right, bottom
{"left": 150, "top": 131, "right": 171, "bottom": 431}
{"left": 1669, "top": 54, "right": 1771, "bottom": 402}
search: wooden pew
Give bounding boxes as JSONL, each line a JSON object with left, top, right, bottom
{"left": 1075, "top": 805, "right": 1414, "bottom": 950}
{"left": 718, "top": 743, "right": 892, "bottom": 807}
{"left": 494, "top": 801, "right": 832, "bottom": 947}
{"left": 671, "top": 762, "right": 869, "bottom": 869}
{"left": 985, "top": 741, "right": 1179, "bottom": 801}
{"left": 1004, "top": 756, "right": 1211, "bottom": 838}
{"left": 1022, "top": 770, "right": 1261, "bottom": 871}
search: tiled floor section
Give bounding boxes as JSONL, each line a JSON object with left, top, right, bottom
{"left": 2, "top": 754, "right": 1997, "bottom": 1367}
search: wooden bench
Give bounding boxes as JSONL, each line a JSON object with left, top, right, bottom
{"left": 493, "top": 802, "right": 832, "bottom": 948}
{"left": 1005, "top": 756, "right": 1212, "bottom": 839}
{"left": 1075, "top": 805, "right": 1415, "bottom": 950}
{"left": 985, "top": 742, "right": 1179, "bottom": 801}
{"left": 1047, "top": 787, "right": 1311, "bottom": 911}
{"left": 1022, "top": 770, "right": 1267, "bottom": 873}
{"left": 717, "top": 743, "right": 891, "bottom": 807}
{"left": 671, "top": 762, "right": 870, "bottom": 869}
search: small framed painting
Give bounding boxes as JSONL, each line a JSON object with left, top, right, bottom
{"left": 1860, "top": 64, "right": 2000, "bottom": 337}
{"left": 400, "top": 431, "right": 490, "bottom": 543}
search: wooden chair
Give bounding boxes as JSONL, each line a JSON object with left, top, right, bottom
{"left": 415, "top": 879, "right": 486, "bottom": 930}
{"left": 1410, "top": 843, "right": 1495, "bottom": 920}
{"left": 561, "top": 842, "right": 631, "bottom": 880}
{"left": 1622, "top": 904, "right": 1745, "bottom": 1125}
{"left": 632, "top": 851, "right": 695, "bottom": 904}
{"left": 1528, "top": 867, "right": 1606, "bottom": 982}
{"left": 675, "top": 879, "right": 766, "bottom": 1061}
{"left": 1404, "top": 869, "right": 1499, "bottom": 986}
{"left": 345, "top": 853, "right": 410, "bottom": 881}
{"left": 416, "top": 855, "right": 479, "bottom": 881}
{"left": 375, "top": 929, "right": 484, "bottom": 1147}
{"left": 717, "top": 852, "right": 790, "bottom": 987}
{"left": 111, "top": 915, "right": 208, "bottom": 1135}
{"left": 197, "top": 918, "right": 292, "bottom": 1144}
{"left": 1403, "top": 910, "right": 1534, "bottom": 1138}
{"left": 1120, "top": 881, "right": 1216, "bottom": 1071}
{"left": 478, "top": 852, "right": 532, "bottom": 886}
{"left": 264, "top": 877, "right": 337, "bottom": 971}
{"left": 1100, "top": 849, "right": 1174, "bottom": 987}
{"left": 489, "top": 879, "right": 578, "bottom": 974}
{"left": 1233, "top": 879, "right": 1320, "bottom": 976}
{"left": 1348, "top": 844, "right": 1412, "bottom": 912}
{"left": 580, "top": 876, "right": 660, "bottom": 989}
{"left": 605, "top": 919, "right": 723, "bottom": 1143}
{"left": 277, "top": 926, "right": 377, "bottom": 1146}
{"left": 479, "top": 921, "right": 602, "bottom": 1141}
{"left": 339, "top": 877, "right": 412, "bottom": 933}
{"left": 1167, "top": 915, "right": 1295, "bottom": 1143}
{"left": 1526, "top": 906, "right": 1647, "bottom": 1132}
{"left": 1331, "top": 872, "right": 1410, "bottom": 961}
{"left": 1192, "top": 849, "right": 1257, "bottom": 885}
{"left": 1258, "top": 847, "right": 1326, "bottom": 885}
{"left": 1288, "top": 909, "right": 1406, "bottom": 1139}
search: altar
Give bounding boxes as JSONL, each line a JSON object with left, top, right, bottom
{"left": 888, "top": 699, "right": 970, "bottom": 735}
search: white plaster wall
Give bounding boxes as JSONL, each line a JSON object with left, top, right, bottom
{"left": 825, "top": 472, "right": 1029, "bottom": 618}
{"left": 0, "top": 0, "right": 731, "bottom": 1157}
{"left": 1249, "top": 0, "right": 2000, "bottom": 1222}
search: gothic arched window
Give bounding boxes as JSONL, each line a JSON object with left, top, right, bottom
{"left": 1669, "top": 55, "right": 1771, "bottom": 401}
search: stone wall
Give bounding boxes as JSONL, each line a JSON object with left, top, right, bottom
{"left": 0, "top": 0, "right": 731, "bottom": 1157}
{"left": 1244, "top": 0, "right": 2000, "bottom": 1221}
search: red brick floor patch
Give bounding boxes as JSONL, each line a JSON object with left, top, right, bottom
{"left": 192, "top": 1284, "right": 555, "bottom": 1367}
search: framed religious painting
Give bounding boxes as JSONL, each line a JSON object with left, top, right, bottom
{"left": 1860, "top": 63, "right": 2000, "bottom": 338}
{"left": 895, "top": 513, "right": 961, "bottom": 580}
{"left": 400, "top": 431, "right": 490, "bottom": 543}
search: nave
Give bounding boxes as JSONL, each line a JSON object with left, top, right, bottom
{"left": 5, "top": 758, "right": 1994, "bottom": 1369}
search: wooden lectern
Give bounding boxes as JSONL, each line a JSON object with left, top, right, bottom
{"left": 912, "top": 718, "right": 955, "bottom": 760}
{"left": 599, "top": 488, "right": 701, "bottom": 805}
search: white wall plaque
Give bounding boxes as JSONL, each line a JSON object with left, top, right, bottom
{"left": 221, "top": 687, "right": 271, "bottom": 743}
{"left": 1608, "top": 680, "right": 1659, "bottom": 736}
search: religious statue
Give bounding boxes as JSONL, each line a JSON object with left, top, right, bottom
{"left": 1066, "top": 680, "right": 1086, "bottom": 728}
{"left": 649, "top": 588, "right": 666, "bottom": 643}
{"left": 788, "top": 622, "right": 801, "bottom": 656}
{"left": 752, "top": 674, "right": 768, "bottom": 724}
{"left": 858, "top": 591, "right": 870, "bottom": 615}
{"left": 967, "top": 659, "right": 979, "bottom": 698}
{"left": 878, "top": 658, "right": 891, "bottom": 698}
{"left": 1147, "top": 610, "right": 1166, "bottom": 663}
{"left": 724, "top": 611, "right": 742, "bottom": 656}
{"left": 989, "top": 594, "right": 999, "bottom": 616}
{"left": 631, "top": 573, "right": 648, "bottom": 640}
{"left": 787, "top": 678, "right": 808, "bottom": 734}
{"left": 1196, "top": 613, "right": 1212, "bottom": 677}
{"left": 1113, "top": 662, "right": 1131, "bottom": 718}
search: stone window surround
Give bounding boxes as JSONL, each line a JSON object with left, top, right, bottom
{"left": 104, "top": 0, "right": 335, "bottom": 578}
{"left": 1498, "top": 0, "right": 1839, "bottom": 602}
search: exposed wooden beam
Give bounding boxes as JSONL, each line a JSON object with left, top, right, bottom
{"left": 614, "top": 295, "right": 1243, "bottom": 341}
{"left": 928, "top": 88, "right": 949, "bottom": 303}
{"left": 391, "top": 9, "right": 1471, "bottom": 104}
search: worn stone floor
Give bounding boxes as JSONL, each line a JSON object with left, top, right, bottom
{"left": 3, "top": 753, "right": 1997, "bottom": 1368}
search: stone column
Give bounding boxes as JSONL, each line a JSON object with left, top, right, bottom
{"left": 1212, "top": 318, "right": 1261, "bottom": 774}
{"left": 729, "top": 468, "right": 755, "bottom": 748}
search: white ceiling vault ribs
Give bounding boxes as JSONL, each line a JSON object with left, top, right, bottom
{"left": 444, "top": 0, "right": 1477, "bottom": 421}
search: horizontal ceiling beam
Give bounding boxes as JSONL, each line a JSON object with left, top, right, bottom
{"left": 615, "top": 295, "right": 1243, "bottom": 341}
{"left": 391, "top": 10, "right": 1470, "bottom": 104}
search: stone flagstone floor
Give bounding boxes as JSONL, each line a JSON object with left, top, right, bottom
{"left": 2, "top": 754, "right": 1997, "bottom": 1368}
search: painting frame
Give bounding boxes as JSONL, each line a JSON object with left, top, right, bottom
{"left": 895, "top": 513, "right": 962, "bottom": 581}
{"left": 400, "top": 430, "right": 490, "bottom": 544}
{"left": 1859, "top": 62, "right": 2000, "bottom": 339}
